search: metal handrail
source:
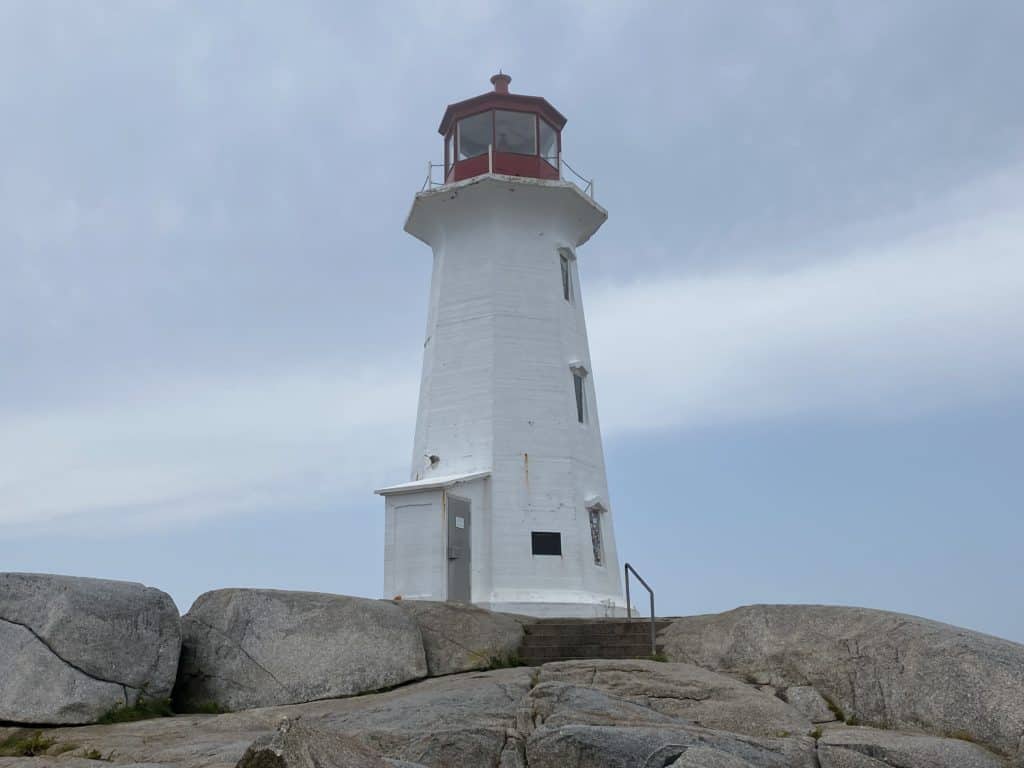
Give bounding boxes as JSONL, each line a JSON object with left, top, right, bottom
{"left": 559, "top": 156, "right": 595, "bottom": 199}
{"left": 624, "top": 562, "right": 657, "bottom": 656}
{"left": 421, "top": 161, "right": 446, "bottom": 191}
{"left": 419, "top": 149, "right": 596, "bottom": 200}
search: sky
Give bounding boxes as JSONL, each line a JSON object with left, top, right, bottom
{"left": 2, "top": 1, "right": 1023, "bottom": 641}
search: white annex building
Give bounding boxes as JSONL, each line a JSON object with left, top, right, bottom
{"left": 376, "top": 74, "right": 625, "bottom": 618}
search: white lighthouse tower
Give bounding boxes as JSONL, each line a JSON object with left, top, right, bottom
{"left": 377, "top": 74, "right": 624, "bottom": 617}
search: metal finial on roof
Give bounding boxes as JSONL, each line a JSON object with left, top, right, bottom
{"left": 490, "top": 72, "right": 511, "bottom": 94}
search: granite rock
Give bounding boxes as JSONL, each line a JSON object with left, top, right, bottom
{"left": 661, "top": 604, "right": 1024, "bottom": 761}
{"left": 783, "top": 686, "right": 837, "bottom": 724}
{"left": 235, "top": 719, "right": 396, "bottom": 768}
{"left": 817, "top": 725, "right": 1006, "bottom": 768}
{"left": 535, "top": 659, "right": 813, "bottom": 739}
{"left": 395, "top": 600, "right": 528, "bottom": 676}
{"left": 172, "top": 589, "right": 427, "bottom": 711}
{"left": 0, "top": 573, "right": 180, "bottom": 725}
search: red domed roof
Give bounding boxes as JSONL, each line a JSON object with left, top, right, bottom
{"left": 439, "top": 74, "right": 566, "bottom": 184}
{"left": 438, "top": 73, "right": 567, "bottom": 136}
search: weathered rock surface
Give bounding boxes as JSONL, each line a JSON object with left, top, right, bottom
{"left": 782, "top": 686, "right": 836, "bottom": 724}
{"left": 0, "top": 573, "right": 181, "bottom": 725}
{"left": 669, "top": 747, "right": 762, "bottom": 767}
{"left": 534, "top": 659, "right": 813, "bottom": 738}
{"left": 294, "top": 667, "right": 534, "bottom": 767}
{"left": 520, "top": 660, "right": 817, "bottom": 768}
{"left": 4, "top": 597, "right": 1024, "bottom": 768}
{"left": 2, "top": 661, "right": 1019, "bottom": 768}
{"left": 236, "top": 719, "right": 417, "bottom": 768}
{"left": 525, "top": 724, "right": 817, "bottom": 768}
{"left": 1, "top": 668, "right": 533, "bottom": 768}
{"left": 817, "top": 726, "right": 1006, "bottom": 768}
{"left": 395, "top": 600, "right": 529, "bottom": 676}
{"left": 661, "top": 604, "right": 1024, "bottom": 761}
{"left": 172, "top": 589, "right": 427, "bottom": 711}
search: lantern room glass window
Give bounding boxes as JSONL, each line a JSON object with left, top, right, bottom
{"left": 458, "top": 111, "right": 492, "bottom": 160}
{"left": 539, "top": 118, "right": 558, "bottom": 167}
{"left": 446, "top": 131, "right": 455, "bottom": 172}
{"left": 495, "top": 110, "right": 536, "bottom": 155}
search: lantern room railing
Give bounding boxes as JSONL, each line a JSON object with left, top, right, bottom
{"left": 559, "top": 156, "right": 595, "bottom": 199}
{"left": 421, "top": 147, "right": 595, "bottom": 200}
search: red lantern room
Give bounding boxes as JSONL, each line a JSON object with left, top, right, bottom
{"left": 439, "top": 73, "right": 566, "bottom": 184}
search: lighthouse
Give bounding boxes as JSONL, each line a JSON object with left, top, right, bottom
{"left": 376, "top": 74, "right": 624, "bottom": 618}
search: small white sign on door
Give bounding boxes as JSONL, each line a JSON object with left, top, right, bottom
{"left": 455, "top": 516, "right": 465, "bottom": 529}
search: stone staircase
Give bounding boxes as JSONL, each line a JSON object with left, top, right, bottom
{"left": 518, "top": 618, "right": 672, "bottom": 665}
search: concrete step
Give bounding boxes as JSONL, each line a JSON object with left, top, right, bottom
{"left": 521, "top": 644, "right": 661, "bottom": 658}
{"left": 525, "top": 619, "right": 673, "bottom": 628}
{"left": 521, "top": 650, "right": 665, "bottom": 665}
{"left": 518, "top": 618, "right": 671, "bottom": 664}
{"left": 521, "top": 633, "right": 658, "bottom": 647}
{"left": 524, "top": 630, "right": 669, "bottom": 643}
{"left": 524, "top": 621, "right": 671, "bottom": 636}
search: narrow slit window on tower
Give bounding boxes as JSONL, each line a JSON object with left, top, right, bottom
{"left": 531, "top": 531, "right": 562, "bottom": 556}
{"left": 573, "top": 370, "right": 587, "bottom": 424}
{"left": 560, "top": 251, "right": 572, "bottom": 302}
{"left": 588, "top": 507, "right": 605, "bottom": 566}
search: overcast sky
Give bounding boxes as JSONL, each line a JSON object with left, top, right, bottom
{"left": 2, "top": 1, "right": 1023, "bottom": 641}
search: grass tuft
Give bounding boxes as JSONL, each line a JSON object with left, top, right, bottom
{"left": 0, "top": 731, "right": 55, "bottom": 757}
{"left": 484, "top": 652, "right": 525, "bottom": 670}
{"left": 943, "top": 730, "right": 978, "bottom": 743}
{"left": 820, "top": 693, "right": 847, "bottom": 723}
{"left": 97, "top": 698, "right": 174, "bottom": 724}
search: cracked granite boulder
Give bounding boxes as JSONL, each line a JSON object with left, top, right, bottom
{"left": 394, "top": 600, "right": 529, "bottom": 676}
{"left": 661, "top": 604, "right": 1024, "bottom": 763}
{"left": 525, "top": 724, "right": 818, "bottom": 768}
{"left": 521, "top": 660, "right": 818, "bottom": 768}
{"left": 0, "top": 572, "right": 181, "bottom": 725}
{"left": 817, "top": 725, "right": 1006, "bottom": 768}
{"left": 533, "top": 659, "right": 813, "bottom": 739}
{"left": 171, "top": 589, "right": 428, "bottom": 712}
{"left": 236, "top": 718, "right": 425, "bottom": 768}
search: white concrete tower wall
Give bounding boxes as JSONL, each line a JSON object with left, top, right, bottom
{"left": 403, "top": 174, "right": 624, "bottom": 616}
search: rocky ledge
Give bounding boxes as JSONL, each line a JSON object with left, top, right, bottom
{"left": 0, "top": 660, "right": 1015, "bottom": 768}
{"left": 661, "top": 604, "right": 1024, "bottom": 762}
{"left": 2, "top": 573, "right": 1022, "bottom": 767}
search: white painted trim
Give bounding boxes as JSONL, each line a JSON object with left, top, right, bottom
{"left": 404, "top": 173, "right": 608, "bottom": 248}
{"left": 375, "top": 470, "right": 491, "bottom": 496}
